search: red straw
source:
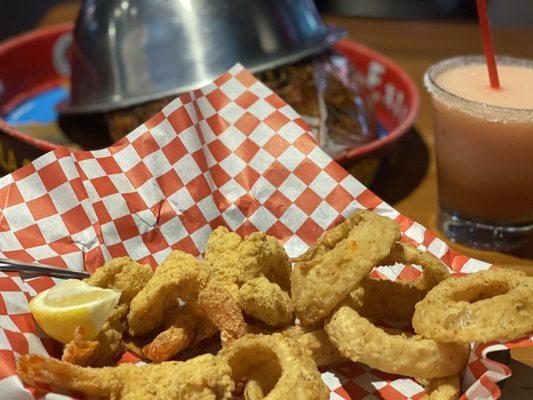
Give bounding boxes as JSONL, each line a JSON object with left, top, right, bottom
{"left": 476, "top": 0, "right": 500, "bottom": 88}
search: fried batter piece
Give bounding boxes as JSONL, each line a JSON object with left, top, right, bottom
{"left": 418, "top": 376, "right": 461, "bottom": 400}
{"left": 128, "top": 250, "right": 247, "bottom": 361}
{"left": 291, "top": 210, "right": 400, "bottom": 325}
{"left": 282, "top": 326, "right": 345, "bottom": 367}
{"left": 205, "top": 227, "right": 293, "bottom": 327}
{"left": 62, "top": 258, "right": 153, "bottom": 367}
{"left": 220, "top": 334, "right": 329, "bottom": 400}
{"left": 18, "top": 353, "right": 234, "bottom": 400}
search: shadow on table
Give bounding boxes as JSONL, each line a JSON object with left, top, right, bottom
{"left": 369, "top": 127, "right": 429, "bottom": 205}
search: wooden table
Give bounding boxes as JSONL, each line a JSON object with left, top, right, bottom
{"left": 324, "top": 16, "right": 533, "bottom": 273}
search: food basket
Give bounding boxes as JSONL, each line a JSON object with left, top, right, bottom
{"left": 0, "top": 25, "right": 418, "bottom": 183}
{"left": 0, "top": 65, "right": 528, "bottom": 400}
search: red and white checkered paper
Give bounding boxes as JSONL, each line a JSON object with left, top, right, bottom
{"left": 0, "top": 65, "right": 530, "bottom": 400}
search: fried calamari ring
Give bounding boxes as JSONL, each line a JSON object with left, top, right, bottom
{"left": 325, "top": 306, "right": 469, "bottom": 379}
{"left": 291, "top": 210, "right": 400, "bottom": 325}
{"left": 349, "top": 242, "right": 449, "bottom": 322}
{"left": 413, "top": 269, "right": 533, "bottom": 343}
{"left": 220, "top": 334, "right": 329, "bottom": 400}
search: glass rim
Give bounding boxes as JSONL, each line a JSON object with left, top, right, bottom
{"left": 424, "top": 55, "right": 533, "bottom": 113}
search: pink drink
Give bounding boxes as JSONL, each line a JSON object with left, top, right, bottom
{"left": 425, "top": 57, "right": 533, "bottom": 250}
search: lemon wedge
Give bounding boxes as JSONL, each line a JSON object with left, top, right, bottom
{"left": 29, "top": 279, "right": 121, "bottom": 344}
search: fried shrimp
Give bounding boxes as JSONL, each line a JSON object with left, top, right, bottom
{"left": 349, "top": 242, "right": 450, "bottom": 322}
{"left": 325, "top": 306, "right": 469, "bottom": 379}
{"left": 291, "top": 210, "right": 400, "bottom": 325}
{"left": 127, "top": 250, "right": 246, "bottom": 359}
{"left": 220, "top": 334, "right": 329, "bottom": 400}
{"left": 204, "top": 227, "right": 293, "bottom": 327}
{"left": 413, "top": 269, "right": 533, "bottom": 343}
{"left": 17, "top": 353, "right": 234, "bottom": 399}
{"left": 63, "top": 259, "right": 153, "bottom": 367}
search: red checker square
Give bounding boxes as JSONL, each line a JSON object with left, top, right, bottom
{"left": 167, "top": 106, "right": 194, "bottom": 134}
{"left": 265, "top": 93, "right": 286, "bottom": 109}
{"left": 14, "top": 225, "right": 46, "bottom": 248}
{"left": 325, "top": 186, "right": 354, "bottom": 213}
{"left": 145, "top": 111, "right": 165, "bottom": 129}
{"left": 132, "top": 132, "right": 161, "bottom": 158}
{"left": 172, "top": 236, "right": 199, "bottom": 256}
{"left": 335, "top": 380, "right": 371, "bottom": 400}
{"left": 157, "top": 169, "right": 184, "bottom": 198}
{"left": 208, "top": 139, "right": 232, "bottom": 163}
{"left": 62, "top": 205, "right": 92, "bottom": 235}
{"left": 0, "top": 183, "right": 24, "bottom": 208}
{"left": 356, "top": 189, "right": 382, "bottom": 210}
{"left": 47, "top": 239, "right": 80, "bottom": 257}
{"left": 333, "top": 362, "right": 367, "bottom": 379}
{"left": 85, "top": 247, "right": 106, "bottom": 272}
{"left": 264, "top": 110, "right": 290, "bottom": 132}
{"left": 377, "top": 384, "right": 409, "bottom": 400}
{"left": 235, "top": 112, "right": 261, "bottom": 136}
{"left": 73, "top": 151, "right": 94, "bottom": 161}
{"left": 235, "top": 91, "right": 259, "bottom": 109}
{"left": 293, "top": 134, "right": 317, "bottom": 155}
{"left": 25, "top": 276, "right": 56, "bottom": 295}
{"left": 5, "top": 329, "right": 28, "bottom": 355}
{"left": 294, "top": 117, "right": 313, "bottom": 131}
{"left": 206, "top": 114, "right": 230, "bottom": 136}
{"left": 0, "top": 277, "right": 21, "bottom": 291}
{"left": 236, "top": 220, "right": 259, "bottom": 237}
{"left": 209, "top": 164, "right": 232, "bottom": 187}
{"left": 412, "top": 392, "right": 427, "bottom": 400}
{"left": 206, "top": 89, "right": 231, "bottom": 110}
{"left": 234, "top": 167, "right": 260, "bottom": 190}
{"left": 112, "top": 215, "right": 139, "bottom": 241}
{"left": 212, "top": 190, "right": 232, "bottom": 212}
{"left": 324, "top": 161, "right": 349, "bottom": 181}
{"left": 263, "top": 135, "right": 290, "bottom": 158}
{"left": 107, "top": 242, "right": 128, "bottom": 259}
{"left": 69, "top": 178, "right": 89, "bottom": 202}
{"left": 400, "top": 235, "right": 420, "bottom": 248}
{"left": 11, "top": 313, "right": 37, "bottom": 334}
{"left": 422, "top": 230, "right": 437, "bottom": 248}
{"left": 208, "top": 216, "right": 227, "bottom": 231}
{"left": 155, "top": 199, "right": 178, "bottom": 226}
{"left": 121, "top": 351, "right": 142, "bottom": 365}
{"left": 138, "top": 254, "right": 158, "bottom": 269}
{"left": 39, "top": 256, "right": 66, "bottom": 269}
{"left": 0, "top": 350, "right": 17, "bottom": 380}
{"left": 186, "top": 175, "right": 212, "bottom": 202}
{"left": 293, "top": 160, "right": 322, "bottom": 185}
{"left": 125, "top": 162, "right": 153, "bottom": 189}
{"left": 11, "top": 162, "right": 36, "bottom": 181}
{"left": 123, "top": 192, "right": 148, "bottom": 214}
{"left": 180, "top": 92, "right": 192, "bottom": 104}
{"left": 193, "top": 102, "right": 204, "bottom": 121}
{"left": 93, "top": 200, "right": 113, "bottom": 224}
{"left": 395, "top": 215, "right": 414, "bottom": 232}
{"left": 98, "top": 156, "right": 123, "bottom": 175}
{"left": 447, "top": 250, "right": 468, "bottom": 272}
{"left": 263, "top": 161, "right": 290, "bottom": 187}
{"left": 27, "top": 194, "right": 58, "bottom": 220}
{"left": 142, "top": 229, "right": 170, "bottom": 254}
{"left": 368, "top": 369, "right": 398, "bottom": 381}
{"left": 397, "top": 265, "right": 423, "bottom": 281}
{"left": 235, "top": 69, "right": 256, "bottom": 87}
{"left": 91, "top": 175, "right": 118, "bottom": 198}
{"left": 214, "top": 72, "right": 232, "bottom": 87}
{"left": 295, "top": 188, "right": 323, "bottom": 215}
{"left": 235, "top": 195, "right": 261, "bottom": 218}
{"left": 182, "top": 205, "right": 208, "bottom": 234}
{"left": 162, "top": 137, "right": 188, "bottom": 165}
{"left": 266, "top": 221, "right": 293, "bottom": 241}
{"left": 235, "top": 138, "right": 260, "bottom": 163}
{"left": 38, "top": 161, "right": 68, "bottom": 191}
{"left": 1, "top": 249, "right": 33, "bottom": 262}
{"left": 0, "top": 295, "right": 5, "bottom": 314}
{"left": 296, "top": 218, "right": 324, "bottom": 245}
{"left": 191, "top": 149, "right": 208, "bottom": 172}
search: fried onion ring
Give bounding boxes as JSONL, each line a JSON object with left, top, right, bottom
{"left": 291, "top": 210, "right": 400, "bottom": 325}
{"left": 282, "top": 326, "right": 345, "bottom": 367}
{"left": 325, "top": 306, "right": 469, "bottom": 379}
{"left": 220, "top": 333, "right": 329, "bottom": 399}
{"left": 418, "top": 376, "right": 460, "bottom": 400}
{"left": 349, "top": 242, "right": 449, "bottom": 322}
{"left": 413, "top": 269, "right": 533, "bottom": 343}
